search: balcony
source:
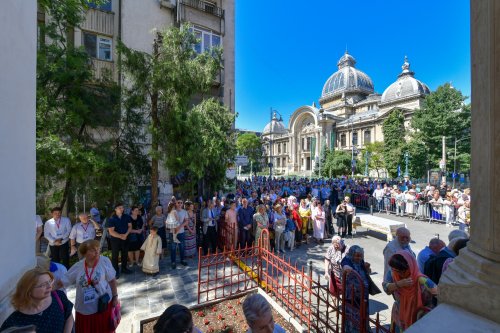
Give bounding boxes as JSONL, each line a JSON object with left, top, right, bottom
{"left": 91, "top": 59, "right": 115, "bottom": 81}
{"left": 180, "top": 0, "right": 224, "bottom": 18}
{"left": 81, "top": 9, "right": 114, "bottom": 36}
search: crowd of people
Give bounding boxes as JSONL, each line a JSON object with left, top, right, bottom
{"left": 5, "top": 175, "right": 472, "bottom": 332}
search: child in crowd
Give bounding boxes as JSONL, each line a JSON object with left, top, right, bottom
{"left": 141, "top": 226, "right": 162, "bottom": 276}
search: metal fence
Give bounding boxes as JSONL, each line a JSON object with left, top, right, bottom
{"left": 197, "top": 229, "right": 390, "bottom": 333}
{"left": 350, "top": 193, "right": 459, "bottom": 225}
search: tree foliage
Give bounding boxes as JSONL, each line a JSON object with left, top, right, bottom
{"left": 36, "top": 0, "right": 148, "bottom": 213}
{"left": 402, "top": 139, "right": 429, "bottom": 179}
{"left": 411, "top": 83, "right": 471, "bottom": 171}
{"left": 322, "top": 150, "right": 352, "bottom": 178}
{"left": 236, "top": 133, "right": 263, "bottom": 173}
{"left": 382, "top": 109, "right": 406, "bottom": 178}
{"left": 119, "top": 25, "right": 234, "bottom": 199}
{"left": 358, "top": 142, "right": 385, "bottom": 178}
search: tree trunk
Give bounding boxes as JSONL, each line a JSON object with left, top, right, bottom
{"left": 151, "top": 91, "right": 159, "bottom": 214}
{"left": 59, "top": 177, "right": 72, "bottom": 212}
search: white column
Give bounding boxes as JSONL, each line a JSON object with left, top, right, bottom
{"left": 434, "top": 0, "right": 500, "bottom": 324}
{"left": 0, "top": 0, "right": 37, "bottom": 323}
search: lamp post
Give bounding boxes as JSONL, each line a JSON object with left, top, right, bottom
{"left": 404, "top": 151, "right": 410, "bottom": 178}
{"left": 268, "top": 108, "right": 283, "bottom": 179}
{"left": 349, "top": 118, "right": 355, "bottom": 178}
{"left": 365, "top": 151, "right": 371, "bottom": 177}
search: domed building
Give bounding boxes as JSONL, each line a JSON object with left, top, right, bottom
{"left": 262, "top": 52, "right": 430, "bottom": 175}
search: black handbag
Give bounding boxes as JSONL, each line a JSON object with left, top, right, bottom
{"left": 368, "top": 275, "right": 382, "bottom": 295}
{"left": 97, "top": 293, "right": 110, "bottom": 313}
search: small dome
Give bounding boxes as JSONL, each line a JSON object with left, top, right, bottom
{"left": 263, "top": 113, "right": 288, "bottom": 135}
{"left": 321, "top": 51, "right": 374, "bottom": 99}
{"left": 381, "top": 56, "right": 430, "bottom": 103}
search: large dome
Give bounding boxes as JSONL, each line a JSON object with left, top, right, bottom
{"left": 321, "top": 52, "right": 374, "bottom": 99}
{"left": 263, "top": 113, "right": 288, "bottom": 135}
{"left": 381, "top": 56, "right": 430, "bottom": 104}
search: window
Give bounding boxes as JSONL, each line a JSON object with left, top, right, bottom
{"left": 283, "top": 158, "right": 286, "bottom": 167}
{"left": 192, "top": 27, "right": 222, "bottom": 54}
{"left": 88, "top": 0, "right": 112, "bottom": 12}
{"left": 364, "top": 130, "right": 371, "bottom": 144}
{"left": 83, "top": 32, "right": 112, "bottom": 61}
{"left": 353, "top": 132, "right": 358, "bottom": 146}
{"left": 277, "top": 158, "right": 281, "bottom": 167}
{"left": 341, "top": 134, "right": 346, "bottom": 147}
{"left": 278, "top": 143, "right": 281, "bottom": 154}
{"left": 307, "top": 137, "right": 312, "bottom": 151}
{"left": 283, "top": 143, "right": 287, "bottom": 153}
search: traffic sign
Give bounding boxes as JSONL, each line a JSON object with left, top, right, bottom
{"left": 235, "top": 155, "right": 249, "bottom": 166}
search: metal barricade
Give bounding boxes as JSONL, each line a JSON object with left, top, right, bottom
{"left": 197, "top": 229, "right": 391, "bottom": 333}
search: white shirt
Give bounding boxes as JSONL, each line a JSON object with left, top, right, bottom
{"left": 35, "top": 215, "right": 43, "bottom": 234}
{"left": 176, "top": 209, "right": 187, "bottom": 234}
{"left": 374, "top": 188, "right": 384, "bottom": 200}
{"left": 70, "top": 222, "right": 96, "bottom": 244}
{"left": 44, "top": 217, "right": 72, "bottom": 246}
{"left": 63, "top": 256, "right": 116, "bottom": 315}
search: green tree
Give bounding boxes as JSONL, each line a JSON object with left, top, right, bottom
{"left": 411, "top": 83, "right": 471, "bottom": 170}
{"left": 119, "top": 25, "right": 233, "bottom": 201}
{"left": 383, "top": 109, "right": 406, "bottom": 178}
{"left": 402, "top": 139, "right": 429, "bottom": 179}
{"left": 315, "top": 141, "right": 330, "bottom": 177}
{"left": 36, "top": 0, "right": 147, "bottom": 212}
{"left": 322, "top": 150, "right": 352, "bottom": 178}
{"left": 236, "top": 133, "right": 263, "bottom": 174}
{"left": 357, "top": 142, "right": 385, "bottom": 178}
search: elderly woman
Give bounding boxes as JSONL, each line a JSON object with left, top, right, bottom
{"left": 253, "top": 204, "right": 269, "bottom": 247}
{"left": 383, "top": 251, "right": 438, "bottom": 332}
{"left": 0, "top": 268, "right": 74, "bottom": 333}
{"left": 341, "top": 245, "right": 377, "bottom": 333}
{"left": 324, "top": 236, "right": 348, "bottom": 282}
{"left": 312, "top": 201, "right": 326, "bottom": 243}
{"left": 242, "top": 294, "right": 286, "bottom": 333}
{"left": 63, "top": 240, "right": 119, "bottom": 333}
{"left": 273, "top": 204, "right": 287, "bottom": 254}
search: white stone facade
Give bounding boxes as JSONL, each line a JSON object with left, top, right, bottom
{"left": 262, "top": 53, "right": 429, "bottom": 175}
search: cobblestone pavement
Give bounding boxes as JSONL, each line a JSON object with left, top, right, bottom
{"left": 63, "top": 212, "right": 459, "bottom": 332}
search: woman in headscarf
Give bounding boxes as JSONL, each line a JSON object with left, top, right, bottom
{"left": 341, "top": 245, "right": 377, "bottom": 333}
{"left": 298, "top": 199, "right": 311, "bottom": 244}
{"left": 253, "top": 204, "right": 269, "bottom": 248}
{"left": 324, "top": 236, "right": 348, "bottom": 283}
{"left": 383, "top": 250, "right": 438, "bottom": 332}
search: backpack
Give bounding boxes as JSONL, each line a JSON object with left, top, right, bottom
{"left": 423, "top": 250, "right": 453, "bottom": 284}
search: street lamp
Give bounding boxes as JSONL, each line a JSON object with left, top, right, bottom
{"left": 404, "top": 151, "right": 410, "bottom": 178}
{"left": 268, "top": 107, "right": 283, "bottom": 179}
{"left": 365, "top": 151, "right": 371, "bottom": 177}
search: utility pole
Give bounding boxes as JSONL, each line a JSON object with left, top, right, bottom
{"left": 441, "top": 136, "right": 446, "bottom": 184}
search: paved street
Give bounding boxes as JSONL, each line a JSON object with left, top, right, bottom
{"left": 65, "top": 212, "right": 459, "bottom": 332}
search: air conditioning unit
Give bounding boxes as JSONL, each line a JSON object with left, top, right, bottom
{"left": 159, "top": 0, "right": 176, "bottom": 9}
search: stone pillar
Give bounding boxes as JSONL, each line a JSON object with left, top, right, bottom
{"left": 436, "top": 0, "right": 500, "bottom": 324}
{"left": 0, "top": 0, "right": 37, "bottom": 323}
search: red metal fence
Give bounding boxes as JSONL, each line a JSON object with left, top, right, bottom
{"left": 198, "top": 229, "right": 390, "bottom": 333}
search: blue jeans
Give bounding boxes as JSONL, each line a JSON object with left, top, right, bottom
{"left": 169, "top": 232, "right": 185, "bottom": 264}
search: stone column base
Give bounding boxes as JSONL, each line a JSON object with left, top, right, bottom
{"left": 438, "top": 247, "right": 500, "bottom": 324}
{"left": 405, "top": 303, "right": 500, "bottom": 333}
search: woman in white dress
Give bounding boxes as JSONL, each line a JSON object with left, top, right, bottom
{"left": 141, "top": 226, "right": 162, "bottom": 275}
{"left": 313, "top": 201, "right": 326, "bottom": 243}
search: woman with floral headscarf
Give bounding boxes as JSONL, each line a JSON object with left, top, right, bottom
{"left": 324, "top": 236, "right": 348, "bottom": 283}
{"left": 383, "top": 250, "right": 438, "bottom": 332}
{"left": 341, "top": 245, "right": 377, "bottom": 333}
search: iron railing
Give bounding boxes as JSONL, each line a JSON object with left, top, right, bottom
{"left": 180, "top": 0, "right": 224, "bottom": 18}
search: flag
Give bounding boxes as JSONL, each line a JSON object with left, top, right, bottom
{"left": 397, "top": 165, "right": 401, "bottom": 177}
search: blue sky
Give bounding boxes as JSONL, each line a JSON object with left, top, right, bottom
{"left": 234, "top": 0, "right": 471, "bottom": 132}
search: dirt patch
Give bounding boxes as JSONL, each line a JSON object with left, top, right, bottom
{"left": 142, "top": 294, "right": 297, "bottom": 333}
